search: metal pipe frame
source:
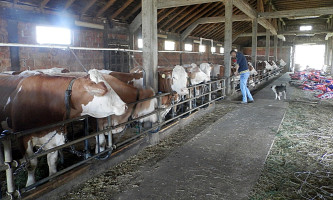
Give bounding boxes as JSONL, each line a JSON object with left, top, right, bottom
{"left": 0, "top": 68, "right": 282, "bottom": 197}
{"left": 0, "top": 43, "right": 226, "bottom": 55}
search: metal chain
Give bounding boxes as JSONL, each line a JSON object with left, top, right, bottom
{"left": 68, "top": 145, "right": 85, "bottom": 157}
{"left": 14, "top": 130, "right": 59, "bottom": 175}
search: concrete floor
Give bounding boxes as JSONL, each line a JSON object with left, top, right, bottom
{"left": 115, "top": 73, "right": 291, "bottom": 200}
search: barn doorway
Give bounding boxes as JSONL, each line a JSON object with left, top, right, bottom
{"left": 295, "top": 44, "right": 325, "bottom": 70}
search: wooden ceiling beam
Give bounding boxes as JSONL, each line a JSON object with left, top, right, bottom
{"left": 157, "top": 0, "right": 222, "bottom": 9}
{"left": 177, "top": 3, "right": 223, "bottom": 33}
{"left": 63, "top": 0, "right": 76, "bottom": 10}
{"left": 81, "top": 0, "right": 98, "bottom": 15}
{"left": 191, "top": 5, "right": 243, "bottom": 37}
{"left": 158, "top": 7, "right": 178, "bottom": 23}
{"left": 159, "top": 6, "right": 188, "bottom": 29}
{"left": 96, "top": 0, "right": 117, "bottom": 17}
{"left": 259, "top": 6, "right": 333, "bottom": 19}
{"left": 233, "top": 0, "right": 277, "bottom": 35}
{"left": 172, "top": 3, "right": 217, "bottom": 32}
{"left": 110, "top": 0, "right": 134, "bottom": 19}
{"left": 123, "top": 2, "right": 141, "bottom": 20}
{"left": 183, "top": 14, "right": 251, "bottom": 39}
{"left": 162, "top": 5, "right": 200, "bottom": 30}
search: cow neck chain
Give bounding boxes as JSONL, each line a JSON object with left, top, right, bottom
{"left": 65, "top": 78, "right": 76, "bottom": 120}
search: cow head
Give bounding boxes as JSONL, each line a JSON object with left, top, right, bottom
{"left": 170, "top": 65, "right": 189, "bottom": 95}
{"left": 73, "top": 69, "right": 127, "bottom": 118}
{"left": 199, "top": 63, "right": 213, "bottom": 79}
{"left": 189, "top": 64, "right": 210, "bottom": 85}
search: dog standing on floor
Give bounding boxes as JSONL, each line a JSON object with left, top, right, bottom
{"left": 271, "top": 84, "right": 287, "bottom": 100}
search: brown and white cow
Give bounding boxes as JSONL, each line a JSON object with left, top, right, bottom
{"left": 0, "top": 69, "right": 126, "bottom": 186}
{"left": 99, "top": 66, "right": 189, "bottom": 96}
{"left": 95, "top": 74, "right": 158, "bottom": 153}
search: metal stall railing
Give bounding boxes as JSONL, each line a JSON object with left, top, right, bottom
{"left": 230, "top": 67, "right": 283, "bottom": 93}
{"left": 0, "top": 43, "right": 283, "bottom": 199}
{"left": 0, "top": 77, "right": 227, "bottom": 199}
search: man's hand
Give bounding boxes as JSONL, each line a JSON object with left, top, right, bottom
{"left": 234, "top": 72, "right": 239, "bottom": 76}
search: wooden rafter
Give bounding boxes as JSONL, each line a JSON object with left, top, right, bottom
{"left": 159, "top": 6, "right": 189, "bottom": 29}
{"left": 158, "top": 7, "right": 178, "bottom": 23}
{"left": 63, "top": 0, "right": 76, "bottom": 10}
{"left": 110, "top": 0, "right": 134, "bottom": 19}
{"left": 96, "top": 0, "right": 117, "bottom": 17}
{"left": 257, "top": 0, "right": 264, "bottom": 12}
{"left": 81, "top": 0, "right": 98, "bottom": 15}
{"left": 190, "top": 6, "right": 227, "bottom": 36}
{"left": 123, "top": 2, "right": 141, "bottom": 20}
{"left": 177, "top": 3, "right": 223, "bottom": 33}
{"left": 172, "top": 3, "right": 216, "bottom": 32}
{"left": 195, "top": 6, "right": 244, "bottom": 39}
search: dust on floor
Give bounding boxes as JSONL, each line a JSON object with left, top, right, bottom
{"left": 62, "top": 102, "right": 237, "bottom": 200}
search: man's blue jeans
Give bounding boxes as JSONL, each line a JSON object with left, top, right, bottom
{"left": 240, "top": 72, "right": 254, "bottom": 103}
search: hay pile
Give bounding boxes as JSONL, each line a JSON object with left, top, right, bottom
{"left": 250, "top": 88, "right": 333, "bottom": 199}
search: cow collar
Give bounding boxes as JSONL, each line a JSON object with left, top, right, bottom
{"left": 65, "top": 78, "right": 76, "bottom": 120}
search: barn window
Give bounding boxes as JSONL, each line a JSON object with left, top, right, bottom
{"left": 36, "top": 26, "right": 71, "bottom": 45}
{"left": 300, "top": 25, "right": 312, "bottom": 31}
{"left": 199, "top": 45, "right": 206, "bottom": 52}
{"left": 184, "top": 44, "right": 193, "bottom": 51}
{"left": 211, "top": 46, "right": 216, "bottom": 53}
{"left": 165, "top": 40, "right": 175, "bottom": 51}
{"left": 220, "top": 47, "right": 224, "bottom": 54}
{"left": 138, "top": 39, "right": 143, "bottom": 49}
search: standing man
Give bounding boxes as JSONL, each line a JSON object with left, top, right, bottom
{"left": 230, "top": 50, "right": 254, "bottom": 104}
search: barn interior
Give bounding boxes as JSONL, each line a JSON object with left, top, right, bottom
{"left": 0, "top": 0, "right": 333, "bottom": 76}
{"left": 0, "top": 0, "right": 333, "bottom": 199}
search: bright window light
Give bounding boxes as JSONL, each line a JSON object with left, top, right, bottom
{"left": 295, "top": 44, "right": 325, "bottom": 70}
{"left": 138, "top": 39, "right": 143, "bottom": 49}
{"left": 184, "top": 44, "right": 193, "bottom": 51}
{"left": 211, "top": 46, "right": 216, "bottom": 53}
{"left": 36, "top": 26, "right": 71, "bottom": 45}
{"left": 220, "top": 47, "right": 224, "bottom": 54}
{"left": 300, "top": 25, "right": 312, "bottom": 31}
{"left": 165, "top": 40, "right": 175, "bottom": 51}
{"left": 199, "top": 45, "right": 206, "bottom": 52}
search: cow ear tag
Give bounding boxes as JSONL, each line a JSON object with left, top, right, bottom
{"left": 162, "top": 74, "right": 166, "bottom": 79}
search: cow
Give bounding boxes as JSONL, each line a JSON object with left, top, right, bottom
{"left": 211, "top": 64, "right": 225, "bottom": 79}
{"left": 99, "top": 70, "right": 144, "bottom": 89}
{"left": 99, "top": 66, "right": 189, "bottom": 96}
{"left": 184, "top": 63, "right": 210, "bottom": 85}
{"left": 29, "top": 70, "right": 167, "bottom": 154}
{"left": 199, "top": 63, "right": 213, "bottom": 79}
{"left": 95, "top": 74, "right": 158, "bottom": 153}
{"left": 0, "top": 69, "right": 127, "bottom": 186}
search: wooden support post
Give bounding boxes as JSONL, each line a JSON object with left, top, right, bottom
{"left": 142, "top": 0, "right": 158, "bottom": 91}
{"left": 224, "top": 0, "right": 233, "bottom": 95}
{"left": 129, "top": 33, "right": 134, "bottom": 69}
{"left": 274, "top": 35, "right": 278, "bottom": 61}
{"left": 179, "top": 39, "right": 183, "bottom": 65}
{"left": 279, "top": 39, "right": 283, "bottom": 61}
{"left": 265, "top": 29, "right": 270, "bottom": 61}
{"left": 103, "top": 22, "right": 110, "bottom": 70}
{"left": 331, "top": 38, "right": 333, "bottom": 74}
{"left": 291, "top": 45, "right": 295, "bottom": 72}
{"left": 251, "top": 17, "right": 258, "bottom": 68}
{"left": 7, "top": 20, "right": 20, "bottom": 71}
